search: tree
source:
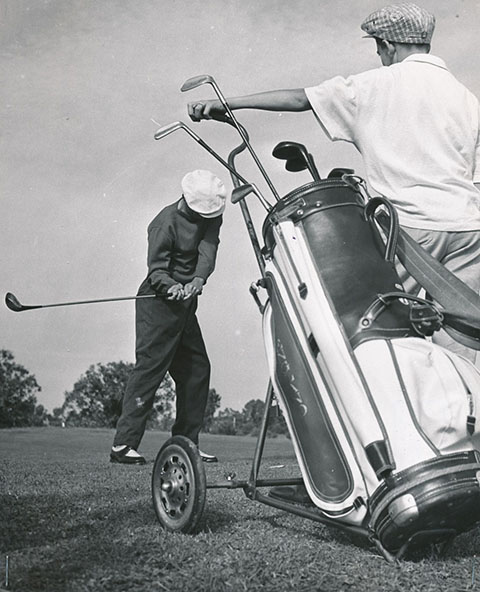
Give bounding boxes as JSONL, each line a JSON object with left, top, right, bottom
{"left": 62, "top": 361, "right": 133, "bottom": 427}
{"left": 149, "top": 374, "right": 176, "bottom": 431}
{"left": 240, "top": 399, "right": 265, "bottom": 433}
{"left": 208, "top": 397, "right": 289, "bottom": 437}
{"left": 0, "top": 349, "right": 46, "bottom": 428}
{"left": 61, "top": 361, "right": 177, "bottom": 428}
{"left": 209, "top": 407, "right": 242, "bottom": 435}
{"left": 202, "top": 388, "right": 222, "bottom": 432}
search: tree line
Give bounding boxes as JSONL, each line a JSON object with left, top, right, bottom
{"left": 0, "top": 349, "right": 288, "bottom": 437}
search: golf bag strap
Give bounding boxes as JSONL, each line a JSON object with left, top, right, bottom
{"left": 364, "top": 198, "right": 399, "bottom": 264}
{"left": 375, "top": 210, "right": 480, "bottom": 350}
{"left": 359, "top": 292, "right": 444, "bottom": 337}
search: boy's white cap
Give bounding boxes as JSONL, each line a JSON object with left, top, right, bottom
{"left": 181, "top": 170, "right": 227, "bottom": 218}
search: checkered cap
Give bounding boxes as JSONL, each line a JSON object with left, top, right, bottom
{"left": 361, "top": 3, "right": 435, "bottom": 44}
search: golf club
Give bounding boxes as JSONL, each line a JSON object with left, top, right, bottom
{"left": 5, "top": 292, "right": 157, "bottom": 313}
{"left": 154, "top": 120, "right": 249, "bottom": 185}
{"left": 231, "top": 182, "right": 270, "bottom": 211}
{"left": 181, "top": 74, "right": 281, "bottom": 202}
{"left": 272, "top": 141, "right": 321, "bottom": 181}
{"left": 226, "top": 133, "right": 268, "bottom": 275}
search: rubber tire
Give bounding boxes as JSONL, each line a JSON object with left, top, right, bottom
{"left": 151, "top": 435, "right": 206, "bottom": 534}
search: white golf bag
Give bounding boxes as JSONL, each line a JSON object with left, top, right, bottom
{"left": 260, "top": 175, "right": 480, "bottom": 552}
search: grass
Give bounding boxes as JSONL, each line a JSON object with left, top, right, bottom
{"left": 1, "top": 428, "right": 480, "bottom": 591}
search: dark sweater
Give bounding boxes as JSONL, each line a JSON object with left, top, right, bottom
{"left": 140, "top": 199, "right": 222, "bottom": 295}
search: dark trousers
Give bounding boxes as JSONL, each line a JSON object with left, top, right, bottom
{"left": 114, "top": 293, "right": 211, "bottom": 449}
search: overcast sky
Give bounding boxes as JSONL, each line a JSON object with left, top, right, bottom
{"left": 2, "top": 0, "right": 479, "bottom": 413}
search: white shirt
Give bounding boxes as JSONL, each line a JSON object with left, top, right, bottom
{"left": 305, "top": 54, "right": 480, "bottom": 231}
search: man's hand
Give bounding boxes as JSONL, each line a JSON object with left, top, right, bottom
{"left": 188, "top": 99, "right": 226, "bottom": 122}
{"left": 183, "top": 277, "right": 205, "bottom": 299}
{"left": 166, "top": 283, "right": 185, "bottom": 301}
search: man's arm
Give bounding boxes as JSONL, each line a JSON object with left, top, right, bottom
{"left": 188, "top": 89, "right": 311, "bottom": 122}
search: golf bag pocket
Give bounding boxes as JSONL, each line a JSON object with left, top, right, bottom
{"left": 262, "top": 280, "right": 370, "bottom": 524}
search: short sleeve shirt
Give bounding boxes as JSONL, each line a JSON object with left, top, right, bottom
{"left": 305, "top": 55, "right": 480, "bottom": 231}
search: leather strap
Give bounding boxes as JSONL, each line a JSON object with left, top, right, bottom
{"left": 375, "top": 210, "right": 480, "bottom": 350}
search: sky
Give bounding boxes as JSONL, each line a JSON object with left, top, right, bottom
{"left": 2, "top": 0, "right": 479, "bottom": 414}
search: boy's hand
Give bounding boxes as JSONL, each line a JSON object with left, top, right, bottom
{"left": 183, "top": 277, "right": 205, "bottom": 299}
{"left": 166, "top": 283, "right": 185, "bottom": 301}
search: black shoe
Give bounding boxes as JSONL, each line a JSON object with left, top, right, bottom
{"left": 199, "top": 449, "right": 218, "bottom": 463}
{"left": 110, "top": 445, "right": 146, "bottom": 465}
{"left": 268, "top": 484, "right": 312, "bottom": 505}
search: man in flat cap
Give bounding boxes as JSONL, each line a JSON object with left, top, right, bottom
{"left": 187, "top": 3, "right": 480, "bottom": 503}
{"left": 111, "top": 170, "right": 227, "bottom": 464}
{"left": 188, "top": 3, "right": 480, "bottom": 365}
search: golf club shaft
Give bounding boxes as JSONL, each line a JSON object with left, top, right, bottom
{"left": 6, "top": 294, "right": 156, "bottom": 312}
{"left": 155, "top": 122, "right": 249, "bottom": 185}
{"left": 307, "top": 154, "right": 321, "bottom": 181}
{"left": 228, "top": 141, "right": 266, "bottom": 275}
{"left": 211, "top": 85, "right": 280, "bottom": 201}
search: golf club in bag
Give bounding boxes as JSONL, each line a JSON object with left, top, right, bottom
{"left": 272, "top": 141, "right": 321, "bottom": 181}
{"left": 181, "top": 74, "right": 281, "bottom": 201}
{"left": 150, "top": 74, "right": 480, "bottom": 560}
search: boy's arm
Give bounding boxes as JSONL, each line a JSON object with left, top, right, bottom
{"left": 147, "top": 223, "right": 180, "bottom": 296}
{"left": 188, "top": 89, "right": 310, "bottom": 121}
{"left": 183, "top": 217, "right": 222, "bottom": 299}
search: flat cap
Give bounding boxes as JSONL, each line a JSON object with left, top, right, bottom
{"left": 361, "top": 3, "right": 435, "bottom": 44}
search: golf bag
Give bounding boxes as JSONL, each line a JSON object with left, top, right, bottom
{"left": 261, "top": 175, "right": 480, "bottom": 552}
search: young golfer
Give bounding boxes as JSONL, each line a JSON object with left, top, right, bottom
{"left": 111, "top": 170, "right": 226, "bottom": 464}
{"left": 188, "top": 3, "right": 480, "bottom": 365}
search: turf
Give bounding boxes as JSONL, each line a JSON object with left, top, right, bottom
{"left": 1, "top": 428, "right": 480, "bottom": 591}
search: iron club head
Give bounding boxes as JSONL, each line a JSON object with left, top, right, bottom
{"left": 231, "top": 184, "right": 255, "bottom": 204}
{"left": 154, "top": 121, "right": 184, "bottom": 140}
{"left": 180, "top": 75, "right": 215, "bottom": 93}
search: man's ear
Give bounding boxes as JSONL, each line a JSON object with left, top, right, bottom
{"left": 383, "top": 40, "right": 397, "bottom": 60}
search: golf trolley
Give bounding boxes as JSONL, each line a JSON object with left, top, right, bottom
{"left": 151, "top": 75, "right": 480, "bottom": 563}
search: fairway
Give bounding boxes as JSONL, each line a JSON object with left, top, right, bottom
{"left": 1, "top": 428, "right": 480, "bottom": 591}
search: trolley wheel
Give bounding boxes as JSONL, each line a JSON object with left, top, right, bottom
{"left": 151, "top": 435, "right": 206, "bottom": 533}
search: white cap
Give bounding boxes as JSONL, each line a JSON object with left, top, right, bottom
{"left": 181, "top": 170, "right": 227, "bottom": 218}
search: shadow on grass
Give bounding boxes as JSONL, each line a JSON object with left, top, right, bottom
{"left": 1, "top": 491, "right": 155, "bottom": 551}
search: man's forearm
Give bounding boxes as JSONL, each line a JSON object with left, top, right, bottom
{"left": 228, "top": 89, "right": 310, "bottom": 112}
{"left": 189, "top": 88, "right": 311, "bottom": 122}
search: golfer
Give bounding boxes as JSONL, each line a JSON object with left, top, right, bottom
{"left": 111, "top": 170, "right": 226, "bottom": 464}
{"left": 188, "top": 3, "right": 480, "bottom": 365}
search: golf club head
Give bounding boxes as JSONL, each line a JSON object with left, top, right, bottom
{"left": 285, "top": 157, "right": 309, "bottom": 173}
{"left": 328, "top": 167, "right": 355, "bottom": 179}
{"left": 231, "top": 184, "right": 255, "bottom": 204}
{"left": 272, "top": 141, "right": 309, "bottom": 162}
{"left": 272, "top": 141, "right": 320, "bottom": 180}
{"left": 154, "top": 121, "right": 184, "bottom": 140}
{"left": 181, "top": 75, "right": 214, "bottom": 93}
{"left": 5, "top": 292, "right": 27, "bottom": 312}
